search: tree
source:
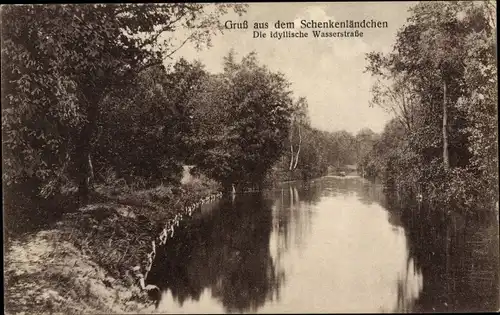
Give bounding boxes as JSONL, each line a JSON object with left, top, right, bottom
{"left": 2, "top": 4, "right": 246, "bottom": 202}
{"left": 365, "top": 1, "right": 497, "bottom": 214}
{"left": 190, "top": 52, "right": 294, "bottom": 192}
{"left": 368, "top": 1, "right": 487, "bottom": 171}
{"left": 93, "top": 59, "right": 208, "bottom": 187}
{"left": 288, "top": 97, "right": 310, "bottom": 171}
{"left": 369, "top": 74, "right": 419, "bottom": 133}
{"left": 359, "top": 119, "right": 406, "bottom": 182}
{"left": 355, "top": 128, "right": 378, "bottom": 175}
{"left": 327, "top": 130, "right": 357, "bottom": 167}
{"left": 161, "top": 58, "right": 208, "bottom": 163}
{"left": 296, "top": 127, "right": 329, "bottom": 180}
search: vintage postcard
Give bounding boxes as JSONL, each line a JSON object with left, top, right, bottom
{"left": 2, "top": 1, "right": 498, "bottom": 314}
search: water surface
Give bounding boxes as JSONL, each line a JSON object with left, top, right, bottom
{"left": 147, "top": 176, "right": 499, "bottom": 313}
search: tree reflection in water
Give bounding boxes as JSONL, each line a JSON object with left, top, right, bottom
{"left": 148, "top": 193, "right": 286, "bottom": 313}
{"left": 387, "top": 194, "right": 500, "bottom": 313}
{"left": 147, "top": 177, "right": 498, "bottom": 313}
{"left": 270, "top": 183, "right": 317, "bottom": 254}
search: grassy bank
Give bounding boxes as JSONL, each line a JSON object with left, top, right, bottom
{"left": 4, "top": 174, "right": 221, "bottom": 314}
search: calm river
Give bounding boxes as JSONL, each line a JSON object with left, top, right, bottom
{"left": 147, "top": 176, "right": 499, "bottom": 313}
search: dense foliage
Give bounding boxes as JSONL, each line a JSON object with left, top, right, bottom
{"left": 1, "top": 4, "right": 244, "bottom": 201}
{"left": 2, "top": 4, "right": 313, "bottom": 220}
{"left": 362, "top": 1, "right": 498, "bottom": 217}
{"left": 188, "top": 51, "right": 295, "bottom": 192}
{"left": 3, "top": 2, "right": 495, "bottom": 226}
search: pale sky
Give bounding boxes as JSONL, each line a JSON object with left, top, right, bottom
{"left": 170, "top": 2, "right": 418, "bottom": 134}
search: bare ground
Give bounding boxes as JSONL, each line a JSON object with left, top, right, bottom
{"left": 4, "top": 176, "right": 221, "bottom": 314}
{"left": 4, "top": 229, "right": 154, "bottom": 315}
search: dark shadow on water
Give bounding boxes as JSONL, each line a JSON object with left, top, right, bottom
{"left": 386, "top": 194, "right": 500, "bottom": 313}
{"left": 148, "top": 193, "right": 285, "bottom": 313}
{"left": 348, "top": 177, "right": 499, "bottom": 312}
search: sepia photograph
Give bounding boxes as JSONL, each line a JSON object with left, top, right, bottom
{"left": 2, "top": 1, "right": 499, "bottom": 314}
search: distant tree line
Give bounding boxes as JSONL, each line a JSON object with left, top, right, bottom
{"left": 360, "top": 1, "right": 497, "bottom": 217}
{"left": 273, "top": 105, "right": 379, "bottom": 182}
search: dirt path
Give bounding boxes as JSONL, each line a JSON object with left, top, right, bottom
{"left": 4, "top": 229, "right": 153, "bottom": 314}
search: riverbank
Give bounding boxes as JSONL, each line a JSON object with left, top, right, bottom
{"left": 4, "top": 175, "right": 221, "bottom": 314}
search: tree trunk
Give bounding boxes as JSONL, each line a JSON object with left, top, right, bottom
{"left": 442, "top": 80, "right": 449, "bottom": 171}
{"left": 75, "top": 86, "right": 101, "bottom": 204}
{"left": 75, "top": 120, "right": 98, "bottom": 204}
{"left": 293, "top": 124, "right": 302, "bottom": 170}
{"left": 289, "top": 119, "right": 295, "bottom": 171}
{"left": 88, "top": 152, "right": 95, "bottom": 184}
{"left": 289, "top": 143, "right": 294, "bottom": 171}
